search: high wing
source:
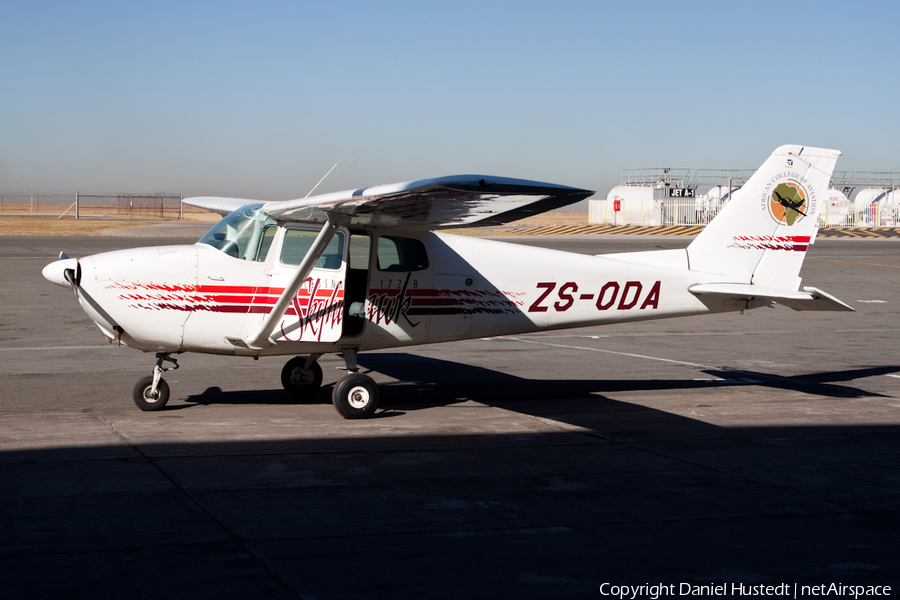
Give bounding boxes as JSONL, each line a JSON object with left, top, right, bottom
{"left": 187, "top": 175, "right": 594, "bottom": 229}
{"left": 268, "top": 175, "right": 594, "bottom": 228}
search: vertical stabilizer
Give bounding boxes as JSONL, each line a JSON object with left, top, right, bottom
{"left": 687, "top": 145, "right": 841, "bottom": 290}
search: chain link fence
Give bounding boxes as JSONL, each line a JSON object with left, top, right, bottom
{"left": 0, "top": 193, "right": 187, "bottom": 219}
{"left": 96, "top": 195, "right": 183, "bottom": 219}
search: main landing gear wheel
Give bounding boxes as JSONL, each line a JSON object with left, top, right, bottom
{"left": 281, "top": 356, "right": 324, "bottom": 400}
{"left": 133, "top": 376, "right": 170, "bottom": 411}
{"left": 332, "top": 373, "right": 379, "bottom": 419}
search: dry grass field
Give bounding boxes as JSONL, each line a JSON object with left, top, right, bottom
{"left": 0, "top": 204, "right": 220, "bottom": 236}
{"left": 451, "top": 210, "right": 589, "bottom": 236}
{"left": 0, "top": 203, "right": 587, "bottom": 237}
{"left": 0, "top": 217, "right": 150, "bottom": 236}
{"left": 504, "top": 211, "right": 588, "bottom": 227}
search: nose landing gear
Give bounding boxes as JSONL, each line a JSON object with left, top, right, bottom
{"left": 133, "top": 353, "right": 179, "bottom": 411}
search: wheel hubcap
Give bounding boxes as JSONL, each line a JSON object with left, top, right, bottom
{"left": 143, "top": 387, "right": 160, "bottom": 403}
{"left": 347, "top": 385, "right": 370, "bottom": 409}
{"left": 290, "top": 368, "right": 312, "bottom": 386}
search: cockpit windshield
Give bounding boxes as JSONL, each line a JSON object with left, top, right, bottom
{"left": 197, "top": 203, "right": 278, "bottom": 262}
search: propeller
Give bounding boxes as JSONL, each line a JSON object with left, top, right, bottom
{"left": 58, "top": 251, "right": 81, "bottom": 288}
{"left": 63, "top": 262, "right": 81, "bottom": 288}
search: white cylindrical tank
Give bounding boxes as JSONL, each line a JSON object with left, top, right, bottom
{"left": 606, "top": 185, "right": 656, "bottom": 226}
{"left": 882, "top": 190, "right": 900, "bottom": 226}
{"left": 703, "top": 185, "right": 740, "bottom": 206}
{"left": 698, "top": 185, "right": 741, "bottom": 223}
{"left": 854, "top": 188, "right": 890, "bottom": 227}
{"left": 819, "top": 189, "right": 851, "bottom": 227}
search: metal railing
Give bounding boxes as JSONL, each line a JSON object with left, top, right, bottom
{"left": 590, "top": 197, "right": 726, "bottom": 227}
{"left": 621, "top": 168, "right": 755, "bottom": 190}
{"left": 851, "top": 204, "right": 900, "bottom": 228}
{"left": 590, "top": 197, "right": 899, "bottom": 228}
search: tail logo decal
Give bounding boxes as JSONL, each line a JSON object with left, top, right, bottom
{"left": 762, "top": 174, "right": 815, "bottom": 226}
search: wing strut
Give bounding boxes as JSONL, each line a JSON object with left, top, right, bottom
{"left": 245, "top": 213, "right": 346, "bottom": 349}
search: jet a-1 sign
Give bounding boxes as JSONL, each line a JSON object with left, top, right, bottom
{"left": 43, "top": 145, "right": 853, "bottom": 418}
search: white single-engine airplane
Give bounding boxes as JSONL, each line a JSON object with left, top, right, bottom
{"left": 43, "top": 145, "right": 853, "bottom": 418}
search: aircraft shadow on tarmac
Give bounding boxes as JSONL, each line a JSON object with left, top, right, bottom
{"left": 7, "top": 361, "right": 900, "bottom": 594}
{"left": 181, "top": 352, "right": 900, "bottom": 415}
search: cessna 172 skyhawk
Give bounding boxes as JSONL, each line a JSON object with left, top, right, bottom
{"left": 43, "top": 145, "right": 853, "bottom": 418}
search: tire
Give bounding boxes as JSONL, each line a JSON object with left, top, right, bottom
{"left": 332, "top": 373, "right": 379, "bottom": 419}
{"left": 133, "top": 376, "right": 170, "bottom": 411}
{"left": 280, "top": 356, "right": 324, "bottom": 400}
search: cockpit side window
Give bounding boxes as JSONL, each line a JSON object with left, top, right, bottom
{"left": 256, "top": 226, "right": 278, "bottom": 261}
{"left": 197, "top": 203, "right": 277, "bottom": 262}
{"left": 376, "top": 235, "right": 429, "bottom": 272}
{"left": 280, "top": 229, "right": 345, "bottom": 270}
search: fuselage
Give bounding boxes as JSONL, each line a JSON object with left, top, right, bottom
{"left": 44, "top": 220, "right": 728, "bottom": 358}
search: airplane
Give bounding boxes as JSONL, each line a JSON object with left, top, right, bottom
{"left": 42, "top": 145, "right": 853, "bottom": 419}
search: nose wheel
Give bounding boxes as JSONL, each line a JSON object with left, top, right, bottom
{"left": 133, "top": 376, "right": 170, "bottom": 411}
{"left": 133, "top": 353, "right": 178, "bottom": 411}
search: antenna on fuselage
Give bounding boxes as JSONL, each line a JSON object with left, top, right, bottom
{"left": 324, "top": 155, "right": 361, "bottom": 193}
{"left": 305, "top": 160, "right": 342, "bottom": 198}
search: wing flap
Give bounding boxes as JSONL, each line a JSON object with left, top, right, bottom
{"left": 689, "top": 283, "right": 854, "bottom": 312}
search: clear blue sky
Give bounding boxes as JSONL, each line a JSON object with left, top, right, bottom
{"left": 2, "top": 1, "right": 898, "bottom": 202}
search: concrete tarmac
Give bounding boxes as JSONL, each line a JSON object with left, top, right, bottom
{"left": 1, "top": 232, "right": 898, "bottom": 598}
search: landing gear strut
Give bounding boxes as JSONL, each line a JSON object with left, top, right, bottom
{"left": 133, "top": 353, "right": 179, "bottom": 411}
{"left": 331, "top": 348, "right": 379, "bottom": 419}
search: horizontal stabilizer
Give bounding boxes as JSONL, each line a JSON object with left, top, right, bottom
{"left": 689, "top": 283, "right": 854, "bottom": 312}
{"left": 182, "top": 196, "right": 260, "bottom": 216}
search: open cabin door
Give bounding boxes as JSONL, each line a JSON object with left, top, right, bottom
{"left": 268, "top": 226, "right": 348, "bottom": 344}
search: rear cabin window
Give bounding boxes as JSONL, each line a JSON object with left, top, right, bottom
{"left": 280, "top": 229, "right": 345, "bottom": 270}
{"left": 348, "top": 231, "right": 371, "bottom": 270}
{"left": 376, "top": 236, "right": 429, "bottom": 272}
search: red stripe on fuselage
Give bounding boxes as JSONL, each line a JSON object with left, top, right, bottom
{"left": 194, "top": 285, "right": 285, "bottom": 295}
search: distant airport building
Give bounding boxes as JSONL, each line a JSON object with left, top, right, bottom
{"left": 590, "top": 168, "right": 900, "bottom": 228}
